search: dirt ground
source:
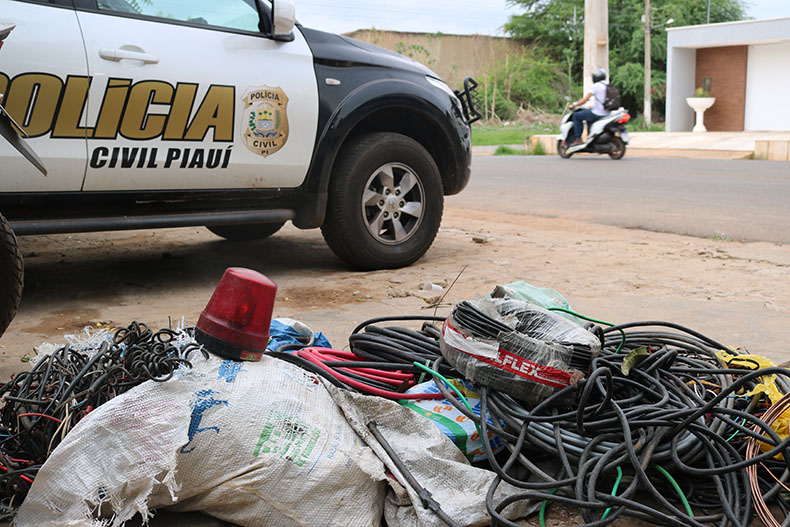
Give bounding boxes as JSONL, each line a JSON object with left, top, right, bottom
{"left": 0, "top": 205, "right": 788, "bottom": 526}
{"left": 2, "top": 205, "right": 788, "bottom": 373}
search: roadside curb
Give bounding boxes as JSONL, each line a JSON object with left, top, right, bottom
{"left": 526, "top": 134, "right": 756, "bottom": 160}
{"left": 625, "top": 148, "right": 752, "bottom": 160}
{"left": 494, "top": 132, "right": 790, "bottom": 161}
{"left": 470, "top": 144, "right": 751, "bottom": 160}
{"left": 472, "top": 145, "right": 522, "bottom": 157}
{"left": 472, "top": 133, "right": 767, "bottom": 160}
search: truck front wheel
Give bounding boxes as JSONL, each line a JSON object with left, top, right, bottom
{"left": 321, "top": 132, "right": 443, "bottom": 270}
{"left": 0, "top": 213, "right": 23, "bottom": 338}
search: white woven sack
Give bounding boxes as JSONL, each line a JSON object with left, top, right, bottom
{"left": 15, "top": 355, "right": 387, "bottom": 527}
{"left": 325, "top": 385, "right": 536, "bottom": 527}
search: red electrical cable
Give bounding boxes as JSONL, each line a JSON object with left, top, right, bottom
{"left": 296, "top": 347, "right": 444, "bottom": 400}
{"left": 19, "top": 475, "right": 34, "bottom": 484}
{"left": 17, "top": 413, "right": 63, "bottom": 424}
{"left": 307, "top": 348, "right": 411, "bottom": 386}
{"left": 310, "top": 349, "right": 414, "bottom": 378}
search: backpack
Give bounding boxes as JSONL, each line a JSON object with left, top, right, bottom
{"left": 603, "top": 83, "right": 621, "bottom": 111}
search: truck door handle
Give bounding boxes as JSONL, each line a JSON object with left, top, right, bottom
{"left": 99, "top": 48, "right": 159, "bottom": 64}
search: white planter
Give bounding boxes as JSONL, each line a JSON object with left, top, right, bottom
{"left": 686, "top": 97, "right": 716, "bottom": 132}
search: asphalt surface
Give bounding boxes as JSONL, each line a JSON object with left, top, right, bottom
{"left": 450, "top": 155, "right": 790, "bottom": 244}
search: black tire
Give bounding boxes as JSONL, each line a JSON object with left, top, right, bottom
{"left": 321, "top": 132, "right": 443, "bottom": 270}
{"left": 0, "top": 213, "right": 23, "bottom": 338}
{"left": 557, "top": 139, "right": 572, "bottom": 159}
{"left": 206, "top": 222, "right": 284, "bottom": 241}
{"left": 608, "top": 137, "right": 626, "bottom": 159}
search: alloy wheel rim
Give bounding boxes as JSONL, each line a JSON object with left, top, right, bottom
{"left": 361, "top": 162, "right": 425, "bottom": 245}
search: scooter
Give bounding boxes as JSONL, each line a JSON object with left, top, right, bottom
{"left": 557, "top": 106, "right": 630, "bottom": 160}
{"left": 0, "top": 23, "right": 46, "bottom": 175}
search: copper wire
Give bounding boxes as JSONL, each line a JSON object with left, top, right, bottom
{"left": 746, "top": 392, "right": 790, "bottom": 527}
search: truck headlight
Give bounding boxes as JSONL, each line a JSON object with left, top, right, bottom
{"left": 426, "top": 76, "right": 463, "bottom": 114}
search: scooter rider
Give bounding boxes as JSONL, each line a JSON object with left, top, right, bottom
{"left": 567, "top": 67, "right": 610, "bottom": 146}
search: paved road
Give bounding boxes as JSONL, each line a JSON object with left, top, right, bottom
{"left": 449, "top": 156, "right": 790, "bottom": 244}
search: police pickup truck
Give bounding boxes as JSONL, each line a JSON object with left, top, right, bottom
{"left": 0, "top": 0, "right": 479, "bottom": 336}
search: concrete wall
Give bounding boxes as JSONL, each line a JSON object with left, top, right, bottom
{"left": 695, "top": 46, "right": 747, "bottom": 131}
{"left": 665, "top": 17, "right": 790, "bottom": 132}
{"left": 667, "top": 18, "right": 790, "bottom": 48}
{"left": 666, "top": 47, "right": 695, "bottom": 131}
{"left": 745, "top": 41, "right": 790, "bottom": 131}
{"left": 343, "top": 30, "right": 524, "bottom": 88}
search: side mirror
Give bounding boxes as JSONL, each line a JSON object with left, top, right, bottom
{"left": 271, "top": 0, "right": 296, "bottom": 41}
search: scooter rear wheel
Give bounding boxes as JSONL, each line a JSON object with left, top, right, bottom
{"left": 557, "top": 139, "right": 573, "bottom": 159}
{"left": 608, "top": 137, "right": 626, "bottom": 160}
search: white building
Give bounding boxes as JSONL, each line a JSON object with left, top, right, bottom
{"left": 665, "top": 18, "right": 790, "bottom": 132}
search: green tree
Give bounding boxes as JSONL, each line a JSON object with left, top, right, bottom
{"left": 504, "top": 0, "right": 584, "bottom": 84}
{"left": 504, "top": 0, "right": 747, "bottom": 117}
{"left": 483, "top": 50, "right": 570, "bottom": 119}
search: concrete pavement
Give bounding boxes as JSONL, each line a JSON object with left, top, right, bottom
{"left": 626, "top": 131, "right": 790, "bottom": 159}
{"left": 475, "top": 130, "right": 790, "bottom": 160}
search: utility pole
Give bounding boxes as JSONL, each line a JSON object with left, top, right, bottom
{"left": 583, "top": 0, "right": 609, "bottom": 95}
{"left": 707, "top": 0, "right": 711, "bottom": 23}
{"left": 643, "top": 0, "right": 652, "bottom": 125}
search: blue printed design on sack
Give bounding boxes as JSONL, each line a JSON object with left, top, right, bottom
{"left": 218, "top": 360, "right": 245, "bottom": 383}
{"left": 180, "top": 389, "right": 229, "bottom": 454}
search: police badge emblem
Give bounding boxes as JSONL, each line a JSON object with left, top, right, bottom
{"left": 241, "top": 86, "right": 289, "bottom": 157}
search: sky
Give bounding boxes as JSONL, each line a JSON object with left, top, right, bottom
{"left": 295, "top": 0, "right": 790, "bottom": 36}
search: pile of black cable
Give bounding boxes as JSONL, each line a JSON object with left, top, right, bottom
{"left": 426, "top": 319, "right": 790, "bottom": 527}
{"left": 441, "top": 298, "right": 601, "bottom": 406}
{"left": 348, "top": 315, "right": 457, "bottom": 377}
{"left": 0, "top": 322, "right": 206, "bottom": 518}
{"left": 261, "top": 307, "right": 790, "bottom": 526}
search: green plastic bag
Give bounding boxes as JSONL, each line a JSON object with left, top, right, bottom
{"left": 489, "top": 280, "right": 583, "bottom": 326}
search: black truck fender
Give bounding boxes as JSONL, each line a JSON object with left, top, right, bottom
{"left": 292, "top": 76, "right": 471, "bottom": 229}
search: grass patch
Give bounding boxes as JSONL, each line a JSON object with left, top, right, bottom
{"left": 629, "top": 114, "right": 665, "bottom": 132}
{"left": 494, "top": 141, "right": 548, "bottom": 156}
{"left": 472, "top": 121, "right": 560, "bottom": 146}
{"left": 494, "top": 145, "right": 528, "bottom": 155}
{"left": 474, "top": 126, "right": 529, "bottom": 146}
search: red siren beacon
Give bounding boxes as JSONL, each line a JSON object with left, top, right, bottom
{"left": 195, "top": 267, "right": 277, "bottom": 361}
